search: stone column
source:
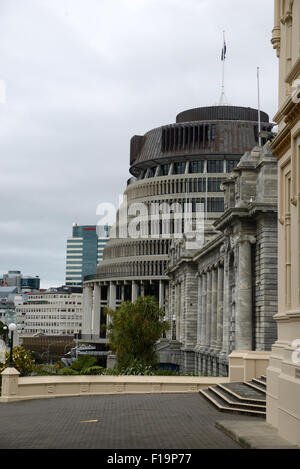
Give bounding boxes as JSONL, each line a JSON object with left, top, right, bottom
{"left": 92, "top": 283, "right": 101, "bottom": 337}
{"left": 180, "top": 280, "right": 185, "bottom": 344}
{"left": 109, "top": 282, "right": 116, "bottom": 310}
{"left": 200, "top": 272, "right": 207, "bottom": 348}
{"left": 131, "top": 281, "right": 138, "bottom": 302}
{"left": 211, "top": 267, "right": 218, "bottom": 349}
{"left": 221, "top": 252, "right": 230, "bottom": 356}
{"left": 107, "top": 282, "right": 117, "bottom": 326}
{"left": 205, "top": 270, "right": 212, "bottom": 348}
{"left": 159, "top": 280, "right": 165, "bottom": 309}
{"left": 197, "top": 274, "right": 202, "bottom": 346}
{"left": 216, "top": 263, "right": 224, "bottom": 350}
{"left": 82, "top": 284, "right": 93, "bottom": 336}
{"left": 236, "top": 238, "right": 253, "bottom": 350}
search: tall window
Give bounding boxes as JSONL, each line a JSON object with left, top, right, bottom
{"left": 173, "top": 162, "right": 186, "bottom": 174}
{"left": 189, "top": 161, "right": 205, "bottom": 174}
{"left": 147, "top": 167, "right": 156, "bottom": 178}
{"left": 160, "top": 164, "right": 170, "bottom": 176}
{"left": 207, "top": 178, "right": 224, "bottom": 192}
{"left": 226, "top": 160, "right": 239, "bottom": 172}
{"left": 207, "top": 160, "right": 224, "bottom": 173}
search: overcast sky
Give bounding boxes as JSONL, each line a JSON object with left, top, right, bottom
{"left": 0, "top": 0, "right": 277, "bottom": 288}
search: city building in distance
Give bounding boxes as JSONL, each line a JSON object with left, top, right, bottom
{"left": 0, "top": 270, "right": 40, "bottom": 293}
{"left": 16, "top": 285, "right": 83, "bottom": 336}
{"left": 65, "top": 224, "right": 111, "bottom": 287}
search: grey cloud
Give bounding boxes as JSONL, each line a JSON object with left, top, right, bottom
{"left": 0, "top": 0, "right": 277, "bottom": 288}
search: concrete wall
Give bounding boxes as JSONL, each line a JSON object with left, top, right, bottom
{"left": 0, "top": 367, "right": 229, "bottom": 403}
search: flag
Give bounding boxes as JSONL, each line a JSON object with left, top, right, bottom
{"left": 221, "top": 41, "right": 227, "bottom": 61}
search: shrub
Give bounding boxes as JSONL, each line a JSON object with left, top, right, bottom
{"left": 118, "top": 359, "right": 155, "bottom": 376}
{"left": 81, "top": 366, "right": 104, "bottom": 375}
{"left": 57, "top": 367, "right": 78, "bottom": 375}
{"left": 71, "top": 354, "right": 97, "bottom": 372}
{"left": 0, "top": 346, "right": 35, "bottom": 376}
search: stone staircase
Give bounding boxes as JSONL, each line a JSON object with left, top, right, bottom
{"left": 200, "top": 376, "right": 267, "bottom": 418}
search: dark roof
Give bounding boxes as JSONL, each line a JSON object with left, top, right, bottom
{"left": 176, "top": 106, "right": 269, "bottom": 124}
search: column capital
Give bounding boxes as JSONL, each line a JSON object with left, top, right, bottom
{"left": 236, "top": 234, "right": 256, "bottom": 245}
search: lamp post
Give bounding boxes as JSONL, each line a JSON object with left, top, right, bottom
{"left": 74, "top": 331, "right": 79, "bottom": 359}
{"left": 8, "top": 323, "right": 17, "bottom": 367}
{"left": 172, "top": 314, "right": 176, "bottom": 341}
{"left": 3, "top": 325, "right": 8, "bottom": 345}
{"left": 162, "top": 317, "right": 167, "bottom": 339}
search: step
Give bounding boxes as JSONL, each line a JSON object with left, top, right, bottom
{"left": 217, "top": 383, "right": 266, "bottom": 404}
{"left": 199, "top": 389, "right": 266, "bottom": 418}
{"left": 208, "top": 386, "right": 266, "bottom": 412}
{"left": 252, "top": 378, "right": 267, "bottom": 388}
{"left": 260, "top": 375, "right": 267, "bottom": 382}
{"left": 244, "top": 381, "right": 266, "bottom": 395}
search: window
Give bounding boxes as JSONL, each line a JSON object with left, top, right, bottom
{"left": 161, "top": 164, "right": 170, "bottom": 176}
{"left": 207, "top": 160, "right": 224, "bottom": 173}
{"left": 207, "top": 197, "right": 224, "bottom": 212}
{"left": 147, "top": 167, "right": 156, "bottom": 178}
{"left": 226, "top": 160, "right": 239, "bottom": 172}
{"left": 189, "top": 161, "right": 204, "bottom": 174}
{"left": 173, "top": 162, "right": 186, "bottom": 175}
{"left": 207, "top": 178, "right": 224, "bottom": 192}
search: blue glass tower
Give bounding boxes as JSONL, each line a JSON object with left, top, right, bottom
{"left": 65, "top": 224, "right": 110, "bottom": 286}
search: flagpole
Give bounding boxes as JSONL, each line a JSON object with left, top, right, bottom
{"left": 221, "top": 30, "right": 225, "bottom": 99}
{"left": 257, "top": 66, "right": 262, "bottom": 146}
{"left": 219, "top": 30, "right": 227, "bottom": 105}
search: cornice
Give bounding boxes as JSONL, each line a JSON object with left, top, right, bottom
{"left": 285, "top": 56, "right": 300, "bottom": 85}
{"left": 271, "top": 100, "right": 300, "bottom": 159}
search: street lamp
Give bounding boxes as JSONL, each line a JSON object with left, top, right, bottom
{"left": 3, "top": 325, "right": 8, "bottom": 345}
{"left": 172, "top": 314, "right": 176, "bottom": 341}
{"left": 74, "top": 331, "right": 79, "bottom": 359}
{"left": 8, "top": 323, "right": 17, "bottom": 367}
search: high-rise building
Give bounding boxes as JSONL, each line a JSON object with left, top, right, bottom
{"left": 65, "top": 224, "right": 110, "bottom": 286}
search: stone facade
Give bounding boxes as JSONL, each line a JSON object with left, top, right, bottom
{"left": 81, "top": 105, "right": 272, "bottom": 355}
{"left": 161, "top": 144, "right": 278, "bottom": 376}
{"left": 267, "top": 0, "right": 300, "bottom": 446}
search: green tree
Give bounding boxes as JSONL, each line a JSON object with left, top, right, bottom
{"left": 0, "top": 346, "right": 35, "bottom": 376}
{"left": 105, "top": 296, "right": 169, "bottom": 370}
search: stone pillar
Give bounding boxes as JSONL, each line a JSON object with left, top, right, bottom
{"left": 211, "top": 267, "right": 218, "bottom": 349}
{"left": 92, "top": 283, "right": 101, "bottom": 337}
{"left": 159, "top": 280, "right": 165, "bottom": 309}
{"left": 82, "top": 284, "right": 93, "bottom": 336}
{"left": 131, "top": 281, "right": 138, "bottom": 302}
{"left": 216, "top": 263, "right": 224, "bottom": 350}
{"left": 0, "top": 367, "right": 20, "bottom": 402}
{"left": 107, "top": 282, "right": 117, "bottom": 326}
{"left": 205, "top": 270, "right": 212, "bottom": 348}
{"left": 109, "top": 282, "right": 116, "bottom": 310}
{"left": 200, "top": 272, "right": 207, "bottom": 348}
{"left": 236, "top": 238, "right": 253, "bottom": 350}
{"left": 221, "top": 252, "right": 230, "bottom": 356}
{"left": 197, "top": 274, "right": 202, "bottom": 346}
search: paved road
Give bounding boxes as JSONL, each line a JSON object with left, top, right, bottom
{"left": 0, "top": 393, "right": 261, "bottom": 449}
